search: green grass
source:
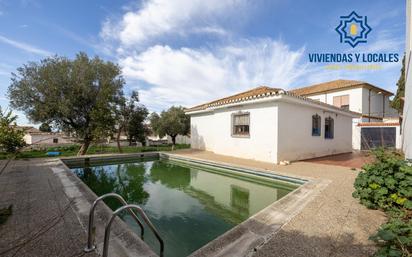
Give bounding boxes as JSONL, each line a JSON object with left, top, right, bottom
{"left": 0, "top": 144, "right": 190, "bottom": 160}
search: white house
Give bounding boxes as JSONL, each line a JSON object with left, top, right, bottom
{"left": 290, "top": 79, "right": 400, "bottom": 150}
{"left": 186, "top": 86, "right": 358, "bottom": 164}
{"left": 15, "top": 126, "right": 75, "bottom": 146}
{"left": 403, "top": 0, "right": 412, "bottom": 161}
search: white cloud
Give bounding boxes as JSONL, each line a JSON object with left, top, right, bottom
{"left": 0, "top": 35, "right": 52, "bottom": 56}
{"left": 120, "top": 39, "right": 306, "bottom": 111}
{"left": 192, "top": 26, "right": 228, "bottom": 36}
{"left": 101, "top": 0, "right": 244, "bottom": 47}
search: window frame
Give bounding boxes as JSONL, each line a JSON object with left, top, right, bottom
{"left": 333, "top": 94, "right": 350, "bottom": 110}
{"left": 231, "top": 112, "right": 250, "bottom": 138}
{"left": 312, "top": 114, "right": 321, "bottom": 136}
{"left": 324, "top": 116, "right": 334, "bottom": 139}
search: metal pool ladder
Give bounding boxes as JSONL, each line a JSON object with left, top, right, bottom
{"left": 84, "top": 193, "right": 164, "bottom": 257}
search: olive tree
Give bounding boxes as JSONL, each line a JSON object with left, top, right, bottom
{"left": 8, "top": 52, "right": 124, "bottom": 155}
{"left": 149, "top": 106, "right": 189, "bottom": 147}
{"left": 127, "top": 106, "right": 148, "bottom": 146}
{"left": 115, "top": 91, "right": 148, "bottom": 152}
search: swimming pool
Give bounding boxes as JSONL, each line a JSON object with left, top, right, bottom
{"left": 67, "top": 156, "right": 300, "bottom": 257}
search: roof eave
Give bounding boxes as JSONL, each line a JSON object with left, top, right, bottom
{"left": 185, "top": 94, "right": 283, "bottom": 115}
{"left": 292, "top": 83, "right": 394, "bottom": 97}
{"left": 279, "top": 94, "right": 361, "bottom": 118}
{"left": 186, "top": 93, "right": 360, "bottom": 118}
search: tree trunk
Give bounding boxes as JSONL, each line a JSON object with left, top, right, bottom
{"left": 171, "top": 135, "right": 177, "bottom": 151}
{"left": 77, "top": 139, "right": 91, "bottom": 156}
{"left": 116, "top": 127, "right": 123, "bottom": 153}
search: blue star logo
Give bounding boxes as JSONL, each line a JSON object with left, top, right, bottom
{"left": 335, "top": 11, "right": 372, "bottom": 48}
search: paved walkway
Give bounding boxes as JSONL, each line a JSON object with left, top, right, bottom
{"left": 173, "top": 150, "right": 386, "bottom": 257}
{"left": 0, "top": 158, "right": 98, "bottom": 257}
{"left": 302, "top": 152, "right": 374, "bottom": 169}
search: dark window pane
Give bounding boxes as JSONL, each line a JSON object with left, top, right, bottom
{"left": 325, "top": 117, "right": 334, "bottom": 139}
{"left": 361, "top": 127, "right": 396, "bottom": 150}
{"left": 341, "top": 105, "right": 350, "bottom": 111}
{"left": 312, "top": 115, "right": 321, "bottom": 136}
{"left": 233, "top": 113, "right": 250, "bottom": 136}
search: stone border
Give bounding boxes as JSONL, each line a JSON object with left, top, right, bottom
{"left": 55, "top": 152, "right": 329, "bottom": 257}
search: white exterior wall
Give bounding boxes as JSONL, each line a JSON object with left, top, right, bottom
{"left": 307, "top": 87, "right": 397, "bottom": 118}
{"left": 404, "top": 0, "right": 412, "bottom": 161}
{"left": 308, "top": 89, "right": 362, "bottom": 150}
{"left": 190, "top": 101, "right": 279, "bottom": 163}
{"left": 277, "top": 101, "right": 353, "bottom": 162}
{"left": 352, "top": 119, "right": 362, "bottom": 150}
{"left": 396, "top": 126, "right": 402, "bottom": 150}
{"left": 307, "top": 87, "right": 363, "bottom": 113}
{"left": 23, "top": 134, "right": 33, "bottom": 145}
{"left": 167, "top": 135, "right": 191, "bottom": 145}
{"left": 190, "top": 98, "right": 354, "bottom": 164}
{"left": 25, "top": 134, "right": 74, "bottom": 145}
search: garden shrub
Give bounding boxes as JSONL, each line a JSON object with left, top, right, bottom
{"left": 352, "top": 149, "right": 412, "bottom": 257}
{"left": 353, "top": 149, "right": 412, "bottom": 210}
{"left": 370, "top": 215, "right": 412, "bottom": 257}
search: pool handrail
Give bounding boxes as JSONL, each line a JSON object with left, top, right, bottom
{"left": 103, "top": 204, "right": 164, "bottom": 257}
{"left": 84, "top": 193, "right": 144, "bottom": 252}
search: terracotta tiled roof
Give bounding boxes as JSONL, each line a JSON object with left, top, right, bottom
{"left": 361, "top": 114, "right": 383, "bottom": 121}
{"left": 186, "top": 86, "right": 283, "bottom": 112}
{"left": 186, "top": 85, "right": 360, "bottom": 116}
{"left": 290, "top": 79, "right": 393, "bottom": 96}
{"left": 358, "top": 122, "right": 400, "bottom": 127}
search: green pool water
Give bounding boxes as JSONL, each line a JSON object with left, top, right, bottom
{"left": 69, "top": 157, "right": 299, "bottom": 257}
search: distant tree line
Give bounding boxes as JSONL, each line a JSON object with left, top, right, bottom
{"left": 7, "top": 52, "right": 189, "bottom": 155}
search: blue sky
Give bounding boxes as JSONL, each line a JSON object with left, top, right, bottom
{"left": 0, "top": 0, "right": 406, "bottom": 126}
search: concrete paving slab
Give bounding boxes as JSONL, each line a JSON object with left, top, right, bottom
{"left": 302, "top": 151, "right": 374, "bottom": 169}
{"left": 0, "top": 158, "right": 99, "bottom": 257}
